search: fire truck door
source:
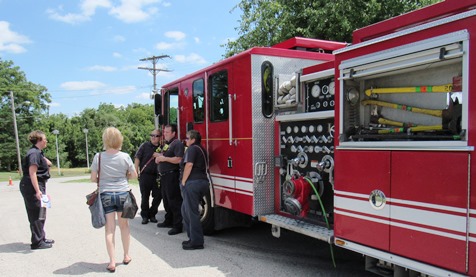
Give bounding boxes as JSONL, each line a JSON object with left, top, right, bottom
{"left": 334, "top": 150, "right": 391, "bottom": 251}
{"left": 390, "top": 151, "right": 470, "bottom": 273}
{"left": 207, "top": 69, "right": 236, "bottom": 210}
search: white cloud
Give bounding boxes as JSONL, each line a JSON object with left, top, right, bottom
{"left": 106, "top": 85, "right": 136, "bottom": 94}
{"left": 47, "top": 0, "right": 160, "bottom": 24}
{"left": 155, "top": 41, "right": 185, "bottom": 50}
{"left": 0, "top": 21, "right": 31, "bottom": 54}
{"left": 113, "top": 52, "right": 122, "bottom": 58}
{"left": 165, "top": 31, "right": 185, "bottom": 41}
{"left": 155, "top": 42, "right": 174, "bottom": 50}
{"left": 85, "top": 65, "right": 117, "bottom": 72}
{"left": 114, "top": 35, "right": 126, "bottom": 42}
{"left": 47, "top": 0, "right": 111, "bottom": 24}
{"left": 109, "top": 0, "right": 160, "bottom": 23}
{"left": 49, "top": 102, "right": 61, "bottom": 107}
{"left": 137, "top": 92, "right": 151, "bottom": 100}
{"left": 60, "top": 81, "right": 106, "bottom": 91}
{"left": 174, "top": 53, "right": 207, "bottom": 65}
{"left": 194, "top": 37, "right": 200, "bottom": 44}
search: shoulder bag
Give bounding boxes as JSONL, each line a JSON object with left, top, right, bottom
{"left": 121, "top": 189, "right": 139, "bottom": 219}
{"left": 87, "top": 153, "right": 106, "bottom": 228}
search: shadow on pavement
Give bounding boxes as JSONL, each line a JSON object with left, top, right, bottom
{"left": 53, "top": 261, "right": 114, "bottom": 275}
{"left": 0, "top": 242, "right": 33, "bottom": 254}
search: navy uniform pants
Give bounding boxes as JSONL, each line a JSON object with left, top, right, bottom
{"left": 20, "top": 179, "right": 46, "bottom": 247}
{"left": 181, "top": 179, "right": 209, "bottom": 246}
{"left": 160, "top": 171, "right": 183, "bottom": 229}
{"left": 139, "top": 173, "right": 162, "bottom": 220}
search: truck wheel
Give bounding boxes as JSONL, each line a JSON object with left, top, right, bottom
{"left": 200, "top": 190, "right": 214, "bottom": 235}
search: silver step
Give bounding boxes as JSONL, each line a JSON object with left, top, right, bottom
{"left": 260, "top": 214, "right": 334, "bottom": 244}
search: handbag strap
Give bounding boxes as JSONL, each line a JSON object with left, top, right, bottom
{"left": 97, "top": 153, "right": 102, "bottom": 188}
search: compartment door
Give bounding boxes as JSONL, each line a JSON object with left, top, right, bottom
{"left": 334, "top": 150, "right": 391, "bottom": 251}
{"left": 390, "top": 151, "right": 469, "bottom": 273}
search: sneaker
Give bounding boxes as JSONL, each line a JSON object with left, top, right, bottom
{"left": 141, "top": 218, "right": 149, "bottom": 224}
{"left": 168, "top": 228, "right": 182, "bottom": 235}
{"left": 149, "top": 218, "right": 158, "bottom": 223}
{"left": 157, "top": 221, "right": 172, "bottom": 228}
{"left": 31, "top": 242, "right": 53, "bottom": 250}
{"left": 182, "top": 239, "right": 191, "bottom": 246}
{"left": 44, "top": 239, "right": 55, "bottom": 244}
{"left": 182, "top": 242, "right": 204, "bottom": 250}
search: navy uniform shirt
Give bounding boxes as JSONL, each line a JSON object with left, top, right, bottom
{"left": 158, "top": 138, "right": 184, "bottom": 173}
{"left": 135, "top": 141, "right": 159, "bottom": 175}
{"left": 22, "top": 146, "right": 50, "bottom": 181}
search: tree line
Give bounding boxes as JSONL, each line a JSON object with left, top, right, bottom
{"left": 1, "top": 0, "right": 440, "bottom": 172}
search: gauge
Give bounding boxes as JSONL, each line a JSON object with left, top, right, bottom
{"left": 328, "top": 123, "right": 335, "bottom": 138}
{"left": 311, "top": 85, "right": 320, "bottom": 98}
{"left": 309, "top": 125, "right": 315, "bottom": 133}
{"left": 329, "top": 81, "right": 335, "bottom": 95}
{"left": 286, "top": 126, "right": 292, "bottom": 134}
{"left": 293, "top": 126, "right": 299, "bottom": 133}
{"left": 317, "top": 124, "right": 323, "bottom": 133}
{"left": 301, "top": 126, "right": 307, "bottom": 133}
{"left": 322, "top": 85, "right": 329, "bottom": 95}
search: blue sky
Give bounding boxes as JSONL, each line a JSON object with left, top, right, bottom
{"left": 0, "top": 0, "right": 241, "bottom": 116}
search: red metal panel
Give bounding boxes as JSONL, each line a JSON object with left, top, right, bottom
{"left": 390, "top": 152, "right": 469, "bottom": 272}
{"left": 334, "top": 150, "right": 391, "bottom": 250}
{"left": 352, "top": 0, "right": 476, "bottom": 43}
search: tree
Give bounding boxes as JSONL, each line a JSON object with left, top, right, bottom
{"left": 225, "top": 0, "right": 441, "bottom": 57}
{"left": 0, "top": 59, "right": 50, "bottom": 171}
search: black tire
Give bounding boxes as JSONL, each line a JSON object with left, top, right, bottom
{"left": 200, "top": 190, "right": 214, "bottom": 235}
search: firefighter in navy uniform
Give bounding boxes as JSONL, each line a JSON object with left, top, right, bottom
{"left": 134, "top": 129, "right": 163, "bottom": 224}
{"left": 19, "top": 130, "right": 54, "bottom": 250}
{"left": 155, "top": 124, "right": 184, "bottom": 235}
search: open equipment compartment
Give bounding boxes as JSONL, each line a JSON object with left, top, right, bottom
{"left": 339, "top": 31, "right": 468, "bottom": 149}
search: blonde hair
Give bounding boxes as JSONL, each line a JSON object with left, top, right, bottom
{"left": 102, "top": 127, "right": 123, "bottom": 150}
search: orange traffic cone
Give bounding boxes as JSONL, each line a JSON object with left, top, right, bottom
{"left": 8, "top": 176, "right": 13, "bottom": 186}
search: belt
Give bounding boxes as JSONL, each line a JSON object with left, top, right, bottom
{"left": 159, "top": 170, "right": 178, "bottom": 176}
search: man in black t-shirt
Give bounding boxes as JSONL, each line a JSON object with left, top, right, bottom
{"left": 155, "top": 124, "right": 184, "bottom": 235}
{"left": 134, "top": 129, "right": 162, "bottom": 224}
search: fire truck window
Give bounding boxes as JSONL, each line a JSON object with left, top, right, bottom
{"left": 261, "top": 61, "right": 274, "bottom": 118}
{"left": 209, "top": 70, "right": 229, "bottom": 122}
{"left": 193, "top": 79, "right": 205, "bottom": 122}
{"left": 163, "top": 88, "right": 178, "bottom": 125}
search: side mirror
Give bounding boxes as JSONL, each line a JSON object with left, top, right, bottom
{"left": 154, "top": 93, "right": 162, "bottom": 116}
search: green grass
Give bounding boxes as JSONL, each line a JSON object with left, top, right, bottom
{"left": 1, "top": 167, "right": 138, "bottom": 185}
{"left": 0, "top": 167, "right": 90, "bottom": 183}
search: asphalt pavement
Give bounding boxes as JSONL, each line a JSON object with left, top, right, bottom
{"left": 0, "top": 176, "right": 372, "bottom": 277}
{"left": 0, "top": 176, "right": 228, "bottom": 276}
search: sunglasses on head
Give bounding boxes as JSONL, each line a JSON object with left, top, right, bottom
{"left": 150, "top": 134, "right": 161, "bottom": 138}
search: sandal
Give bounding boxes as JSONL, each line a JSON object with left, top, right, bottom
{"left": 106, "top": 266, "right": 115, "bottom": 273}
{"left": 123, "top": 258, "right": 132, "bottom": 265}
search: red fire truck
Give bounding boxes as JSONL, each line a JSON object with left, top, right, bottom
{"left": 155, "top": 1, "right": 475, "bottom": 276}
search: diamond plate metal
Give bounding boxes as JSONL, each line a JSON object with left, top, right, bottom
{"left": 250, "top": 55, "right": 320, "bottom": 216}
{"left": 261, "top": 214, "right": 334, "bottom": 243}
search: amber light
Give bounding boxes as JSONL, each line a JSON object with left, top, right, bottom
{"left": 335, "top": 239, "right": 346, "bottom": 246}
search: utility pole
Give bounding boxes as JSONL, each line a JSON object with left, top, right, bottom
{"left": 138, "top": 55, "right": 172, "bottom": 129}
{"left": 138, "top": 55, "right": 171, "bottom": 96}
